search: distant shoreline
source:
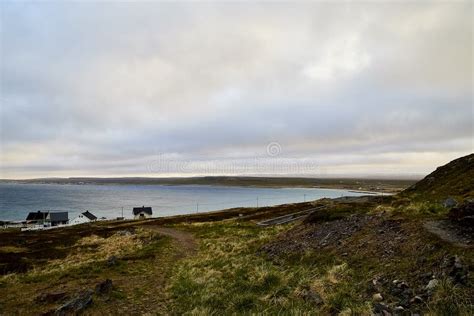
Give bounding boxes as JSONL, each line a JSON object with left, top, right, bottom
{"left": 0, "top": 176, "right": 416, "bottom": 193}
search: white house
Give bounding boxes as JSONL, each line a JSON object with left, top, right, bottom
{"left": 70, "top": 211, "right": 97, "bottom": 225}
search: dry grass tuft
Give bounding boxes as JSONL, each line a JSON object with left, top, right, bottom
{"left": 0, "top": 246, "right": 28, "bottom": 253}
{"left": 23, "top": 229, "right": 156, "bottom": 277}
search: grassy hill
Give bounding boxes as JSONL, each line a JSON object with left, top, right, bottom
{"left": 401, "top": 153, "right": 474, "bottom": 202}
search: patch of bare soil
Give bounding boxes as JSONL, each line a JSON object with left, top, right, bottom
{"left": 148, "top": 226, "right": 197, "bottom": 257}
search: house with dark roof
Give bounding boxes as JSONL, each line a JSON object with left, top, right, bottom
{"left": 25, "top": 211, "right": 69, "bottom": 227}
{"left": 133, "top": 206, "right": 152, "bottom": 219}
{"left": 70, "top": 210, "right": 97, "bottom": 225}
{"left": 47, "top": 212, "right": 69, "bottom": 226}
{"left": 26, "top": 211, "right": 49, "bottom": 225}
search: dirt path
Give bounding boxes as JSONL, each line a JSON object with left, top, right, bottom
{"left": 88, "top": 226, "right": 198, "bottom": 315}
{"left": 148, "top": 226, "right": 197, "bottom": 257}
{"left": 423, "top": 220, "right": 473, "bottom": 248}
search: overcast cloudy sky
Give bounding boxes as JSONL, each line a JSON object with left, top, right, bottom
{"left": 0, "top": 1, "right": 472, "bottom": 179}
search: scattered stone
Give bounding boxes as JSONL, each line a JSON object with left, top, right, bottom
{"left": 448, "top": 201, "right": 474, "bottom": 225}
{"left": 306, "top": 291, "right": 323, "bottom": 306}
{"left": 442, "top": 255, "right": 469, "bottom": 285}
{"left": 298, "top": 286, "right": 323, "bottom": 306}
{"left": 394, "top": 306, "right": 405, "bottom": 313}
{"left": 372, "top": 293, "right": 383, "bottom": 301}
{"left": 35, "top": 291, "right": 67, "bottom": 304}
{"left": 410, "top": 296, "right": 423, "bottom": 304}
{"left": 425, "top": 279, "right": 439, "bottom": 291}
{"left": 398, "top": 297, "right": 411, "bottom": 308}
{"left": 117, "top": 229, "right": 134, "bottom": 236}
{"left": 55, "top": 289, "right": 93, "bottom": 316}
{"left": 107, "top": 255, "right": 118, "bottom": 266}
{"left": 95, "top": 279, "right": 113, "bottom": 295}
{"left": 454, "top": 256, "right": 463, "bottom": 269}
{"left": 373, "top": 302, "right": 391, "bottom": 315}
{"left": 443, "top": 197, "right": 458, "bottom": 208}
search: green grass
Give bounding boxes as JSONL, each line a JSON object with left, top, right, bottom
{"left": 166, "top": 216, "right": 474, "bottom": 315}
{"left": 427, "top": 278, "right": 473, "bottom": 316}
{"left": 167, "top": 221, "right": 373, "bottom": 315}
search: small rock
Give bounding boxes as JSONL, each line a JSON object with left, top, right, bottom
{"left": 107, "top": 255, "right": 117, "bottom": 266}
{"left": 410, "top": 295, "right": 423, "bottom": 304}
{"left": 299, "top": 286, "right": 323, "bottom": 306}
{"left": 398, "top": 298, "right": 410, "bottom": 308}
{"left": 425, "top": 279, "right": 439, "bottom": 291}
{"left": 55, "top": 289, "right": 93, "bottom": 316}
{"left": 306, "top": 291, "right": 323, "bottom": 306}
{"left": 373, "top": 302, "right": 391, "bottom": 315}
{"left": 95, "top": 279, "right": 113, "bottom": 295}
{"left": 373, "top": 293, "right": 383, "bottom": 301}
{"left": 443, "top": 197, "right": 458, "bottom": 208}
{"left": 453, "top": 255, "right": 463, "bottom": 269}
{"left": 394, "top": 306, "right": 405, "bottom": 312}
{"left": 35, "top": 291, "right": 67, "bottom": 304}
{"left": 117, "top": 229, "right": 133, "bottom": 236}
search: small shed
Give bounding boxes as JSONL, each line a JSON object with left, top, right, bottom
{"left": 133, "top": 206, "right": 152, "bottom": 220}
{"left": 70, "top": 211, "right": 98, "bottom": 225}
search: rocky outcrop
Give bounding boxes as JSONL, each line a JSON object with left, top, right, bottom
{"left": 448, "top": 201, "right": 474, "bottom": 226}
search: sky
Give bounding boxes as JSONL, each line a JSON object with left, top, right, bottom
{"left": 0, "top": 1, "right": 472, "bottom": 179}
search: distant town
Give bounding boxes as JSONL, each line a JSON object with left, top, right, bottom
{"left": 1, "top": 206, "right": 154, "bottom": 230}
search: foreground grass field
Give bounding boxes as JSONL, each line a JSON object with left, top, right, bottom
{"left": 168, "top": 221, "right": 373, "bottom": 314}
{"left": 167, "top": 218, "right": 473, "bottom": 315}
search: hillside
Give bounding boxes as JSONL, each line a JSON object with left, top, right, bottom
{"left": 401, "top": 153, "right": 474, "bottom": 201}
{"left": 0, "top": 156, "right": 472, "bottom": 315}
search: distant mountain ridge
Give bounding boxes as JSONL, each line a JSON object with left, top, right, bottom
{"left": 402, "top": 153, "right": 474, "bottom": 201}
{"left": 0, "top": 176, "right": 415, "bottom": 193}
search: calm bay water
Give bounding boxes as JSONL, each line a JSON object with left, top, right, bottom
{"left": 0, "top": 183, "right": 365, "bottom": 221}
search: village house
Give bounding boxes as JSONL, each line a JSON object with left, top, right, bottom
{"left": 70, "top": 210, "right": 98, "bottom": 225}
{"left": 25, "top": 211, "right": 69, "bottom": 227}
{"left": 48, "top": 212, "right": 69, "bottom": 226}
{"left": 25, "top": 211, "right": 48, "bottom": 226}
{"left": 133, "top": 206, "right": 153, "bottom": 219}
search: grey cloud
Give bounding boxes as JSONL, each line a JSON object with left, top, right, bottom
{"left": 1, "top": 1, "right": 472, "bottom": 178}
